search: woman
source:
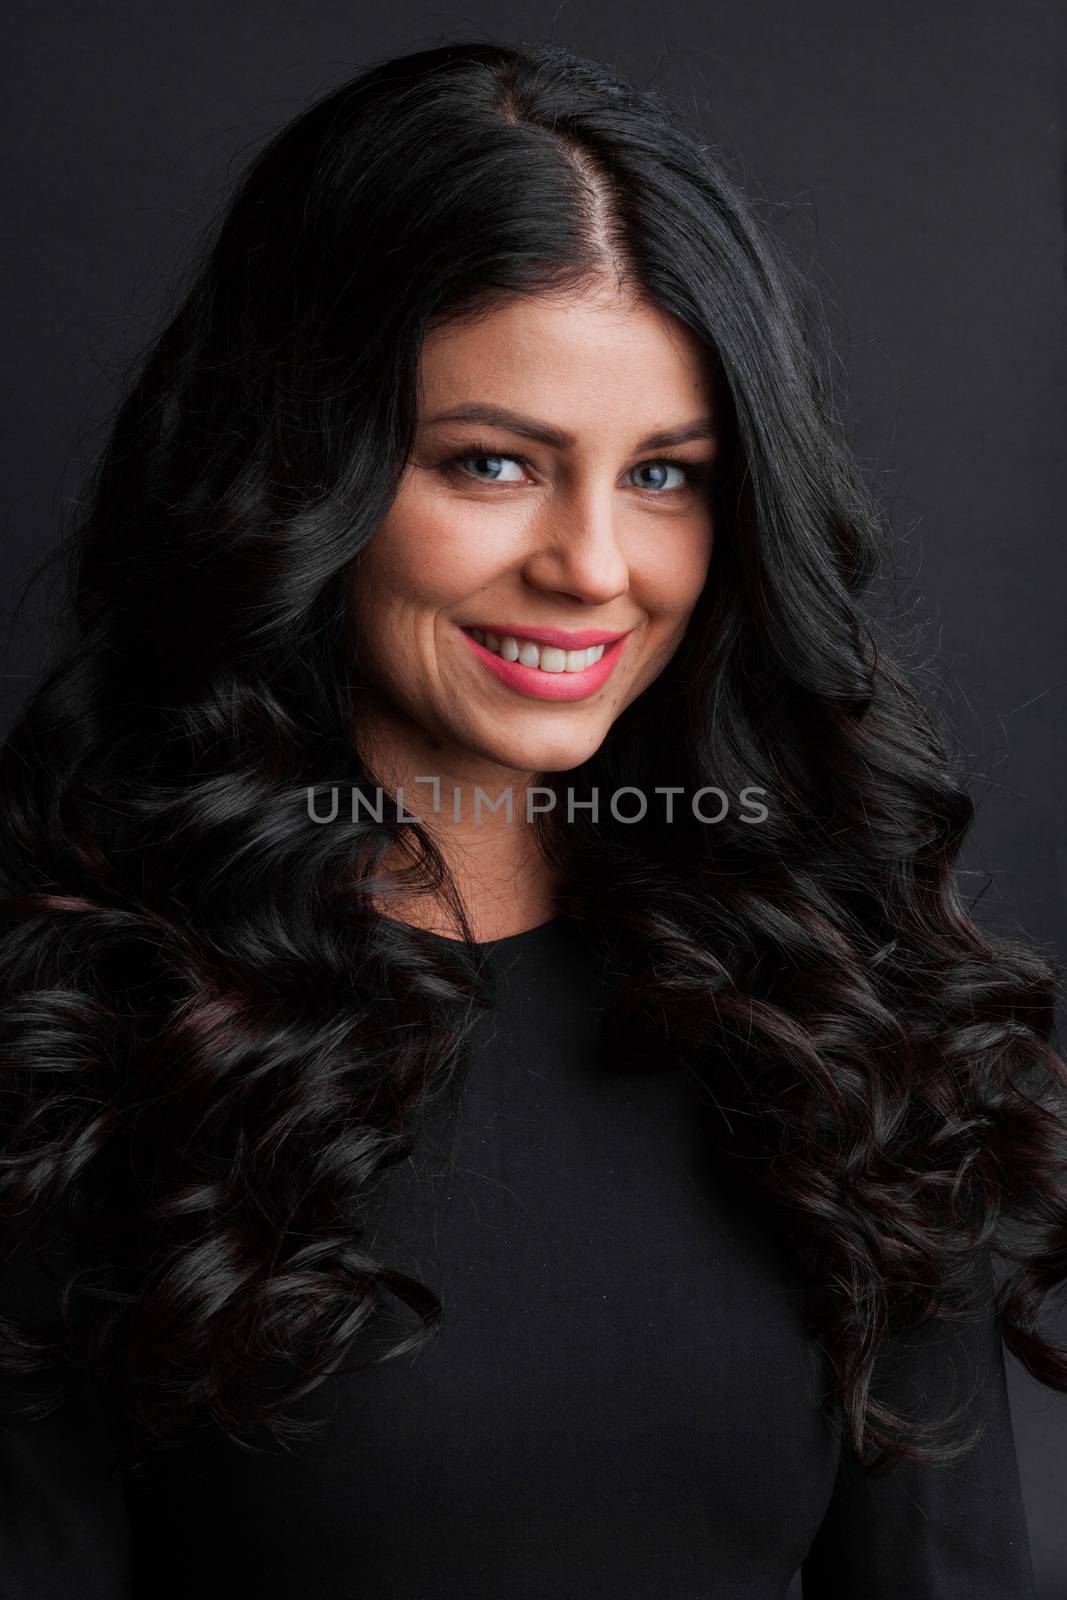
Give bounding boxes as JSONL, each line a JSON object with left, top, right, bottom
{"left": 0, "top": 37, "right": 1063, "bottom": 1599}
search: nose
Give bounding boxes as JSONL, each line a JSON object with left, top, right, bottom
{"left": 519, "top": 482, "right": 630, "bottom": 606}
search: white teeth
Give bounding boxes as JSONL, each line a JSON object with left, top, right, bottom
{"left": 466, "top": 629, "right": 607, "bottom": 672}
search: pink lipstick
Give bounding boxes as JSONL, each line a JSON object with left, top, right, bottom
{"left": 463, "top": 623, "right": 629, "bottom": 649}
{"left": 457, "top": 625, "right": 631, "bottom": 702}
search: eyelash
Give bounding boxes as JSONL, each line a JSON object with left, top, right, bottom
{"left": 439, "top": 440, "right": 712, "bottom": 497}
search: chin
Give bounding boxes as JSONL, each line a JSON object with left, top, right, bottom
{"left": 484, "top": 733, "right": 606, "bottom": 777}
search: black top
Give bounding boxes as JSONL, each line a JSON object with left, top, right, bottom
{"left": 0, "top": 914, "right": 1038, "bottom": 1598}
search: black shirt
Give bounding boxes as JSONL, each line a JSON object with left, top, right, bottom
{"left": 0, "top": 914, "right": 1038, "bottom": 1597}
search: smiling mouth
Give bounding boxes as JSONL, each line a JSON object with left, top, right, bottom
{"left": 460, "top": 627, "right": 611, "bottom": 674}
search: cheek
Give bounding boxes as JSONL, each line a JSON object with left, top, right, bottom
{"left": 640, "top": 525, "right": 714, "bottom": 624}
{"left": 363, "top": 493, "right": 507, "bottom": 619}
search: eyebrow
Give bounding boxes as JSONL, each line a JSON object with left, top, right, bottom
{"left": 421, "top": 402, "right": 717, "bottom": 453}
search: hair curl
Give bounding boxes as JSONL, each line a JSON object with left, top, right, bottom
{"left": 2, "top": 36, "right": 1065, "bottom": 1478}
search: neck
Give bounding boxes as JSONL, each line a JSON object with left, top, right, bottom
{"left": 351, "top": 688, "right": 562, "bottom": 941}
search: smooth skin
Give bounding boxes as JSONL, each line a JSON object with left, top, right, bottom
{"left": 345, "top": 279, "right": 720, "bottom": 941}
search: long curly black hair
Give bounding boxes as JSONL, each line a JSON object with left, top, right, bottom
{"left": 2, "top": 36, "right": 1065, "bottom": 1478}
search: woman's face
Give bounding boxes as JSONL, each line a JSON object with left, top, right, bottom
{"left": 347, "top": 285, "right": 718, "bottom": 780}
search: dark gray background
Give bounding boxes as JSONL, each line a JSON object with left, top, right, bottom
{"left": 3, "top": 3, "right": 1065, "bottom": 1593}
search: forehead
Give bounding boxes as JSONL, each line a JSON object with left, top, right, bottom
{"left": 417, "top": 290, "right": 717, "bottom": 427}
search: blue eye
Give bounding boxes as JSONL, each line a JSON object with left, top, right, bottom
{"left": 439, "top": 440, "right": 710, "bottom": 496}
{"left": 630, "top": 461, "right": 688, "bottom": 493}
{"left": 450, "top": 452, "right": 526, "bottom": 484}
